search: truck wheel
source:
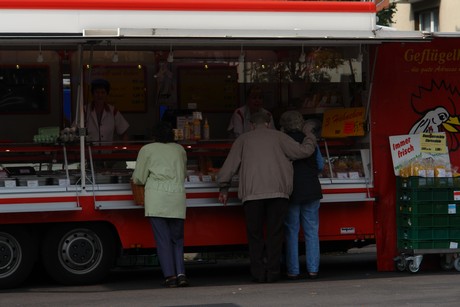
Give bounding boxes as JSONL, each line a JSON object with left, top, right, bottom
{"left": 0, "top": 226, "right": 38, "bottom": 289}
{"left": 41, "top": 223, "right": 116, "bottom": 285}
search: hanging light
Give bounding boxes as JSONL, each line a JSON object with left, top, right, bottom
{"left": 36, "top": 44, "right": 44, "bottom": 63}
{"left": 167, "top": 45, "right": 174, "bottom": 63}
{"left": 298, "top": 45, "right": 306, "bottom": 63}
{"left": 112, "top": 44, "right": 119, "bottom": 63}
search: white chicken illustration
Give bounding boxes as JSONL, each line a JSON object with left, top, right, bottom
{"left": 409, "top": 107, "right": 459, "bottom": 134}
{"left": 409, "top": 80, "right": 460, "bottom": 151}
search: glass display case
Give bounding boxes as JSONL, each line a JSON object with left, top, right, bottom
{"left": 0, "top": 137, "right": 373, "bottom": 206}
{"left": 319, "top": 139, "right": 371, "bottom": 184}
{"left": 0, "top": 143, "right": 139, "bottom": 188}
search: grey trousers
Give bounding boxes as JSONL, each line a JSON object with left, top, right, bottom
{"left": 149, "top": 217, "right": 185, "bottom": 278}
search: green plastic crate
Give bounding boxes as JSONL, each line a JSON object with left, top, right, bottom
{"left": 398, "top": 214, "right": 460, "bottom": 228}
{"left": 397, "top": 177, "right": 460, "bottom": 189}
{"left": 398, "top": 177, "right": 435, "bottom": 188}
{"left": 399, "top": 214, "right": 448, "bottom": 227}
{"left": 436, "top": 177, "right": 460, "bottom": 188}
{"left": 398, "top": 227, "right": 449, "bottom": 240}
{"left": 398, "top": 239, "right": 459, "bottom": 250}
{"left": 398, "top": 201, "right": 460, "bottom": 214}
{"left": 448, "top": 229, "right": 460, "bottom": 239}
{"left": 398, "top": 189, "right": 454, "bottom": 202}
{"left": 451, "top": 215, "right": 460, "bottom": 226}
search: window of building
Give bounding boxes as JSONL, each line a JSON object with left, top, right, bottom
{"left": 414, "top": 8, "right": 439, "bottom": 32}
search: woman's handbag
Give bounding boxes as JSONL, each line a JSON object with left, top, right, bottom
{"left": 130, "top": 180, "right": 145, "bottom": 206}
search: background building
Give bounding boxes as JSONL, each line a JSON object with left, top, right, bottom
{"left": 391, "top": 0, "right": 460, "bottom": 32}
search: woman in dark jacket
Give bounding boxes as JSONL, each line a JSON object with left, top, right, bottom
{"left": 280, "top": 111, "right": 323, "bottom": 280}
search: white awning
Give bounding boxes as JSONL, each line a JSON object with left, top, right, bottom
{"left": 1, "top": 9, "right": 376, "bottom": 36}
{"left": 0, "top": 4, "right": 430, "bottom": 46}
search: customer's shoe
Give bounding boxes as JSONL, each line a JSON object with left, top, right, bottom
{"left": 162, "top": 276, "right": 177, "bottom": 288}
{"left": 286, "top": 274, "right": 303, "bottom": 280}
{"left": 308, "top": 272, "right": 319, "bottom": 279}
{"left": 177, "top": 274, "right": 190, "bottom": 287}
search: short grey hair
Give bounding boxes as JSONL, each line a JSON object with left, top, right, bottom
{"left": 250, "top": 111, "right": 271, "bottom": 125}
{"left": 279, "top": 110, "right": 304, "bottom": 132}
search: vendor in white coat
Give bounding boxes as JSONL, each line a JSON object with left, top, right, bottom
{"left": 85, "top": 79, "right": 129, "bottom": 144}
{"left": 227, "top": 85, "right": 275, "bottom": 138}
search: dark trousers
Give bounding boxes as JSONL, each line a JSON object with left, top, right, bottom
{"left": 149, "top": 217, "right": 185, "bottom": 278}
{"left": 243, "top": 198, "right": 289, "bottom": 281}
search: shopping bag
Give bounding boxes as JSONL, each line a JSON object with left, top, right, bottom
{"left": 130, "top": 180, "right": 145, "bottom": 206}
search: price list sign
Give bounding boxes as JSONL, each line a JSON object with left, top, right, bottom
{"left": 420, "top": 133, "right": 447, "bottom": 154}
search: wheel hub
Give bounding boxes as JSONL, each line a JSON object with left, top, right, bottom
{"left": 0, "top": 234, "right": 21, "bottom": 276}
{"left": 67, "top": 237, "right": 95, "bottom": 266}
{"left": 59, "top": 231, "right": 102, "bottom": 273}
{"left": 0, "top": 240, "right": 14, "bottom": 270}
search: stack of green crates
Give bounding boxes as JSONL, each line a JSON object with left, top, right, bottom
{"left": 396, "top": 177, "right": 460, "bottom": 250}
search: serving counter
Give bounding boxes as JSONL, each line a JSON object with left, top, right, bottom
{"left": 0, "top": 139, "right": 373, "bottom": 202}
{"left": 0, "top": 139, "right": 375, "bottom": 243}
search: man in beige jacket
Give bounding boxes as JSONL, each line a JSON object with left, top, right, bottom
{"left": 218, "top": 111, "right": 317, "bottom": 283}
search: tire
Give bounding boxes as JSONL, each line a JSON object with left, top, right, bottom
{"left": 454, "top": 257, "right": 460, "bottom": 272}
{"left": 408, "top": 260, "right": 420, "bottom": 273}
{"left": 0, "top": 226, "right": 38, "bottom": 289}
{"left": 395, "top": 258, "right": 406, "bottom": 272}
{"left": 41, "top": 223, "right": 116, "bottom": 285}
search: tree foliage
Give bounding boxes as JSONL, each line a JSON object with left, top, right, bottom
{"left": 377, "top": 2, "right": 397, "bottom": 27}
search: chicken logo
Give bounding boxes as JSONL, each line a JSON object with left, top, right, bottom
{"left": 409, "top": 80, "right": 460, "bottom": 151}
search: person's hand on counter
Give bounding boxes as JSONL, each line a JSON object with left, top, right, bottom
{"left": 218, "top": 187, "right": 229, "bottom": 206}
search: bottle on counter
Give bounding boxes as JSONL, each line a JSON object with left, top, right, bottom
{"left": 203, "top": 118, "right": 210, "bottom": 140}
{"left": 184, "top": 120, "right": 191, "bottom": 141}
{"left": 193, "top": 113, "right": 202, "bottom": 141}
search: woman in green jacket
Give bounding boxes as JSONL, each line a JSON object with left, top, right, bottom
{"left": 132, "top": 122, "right": 188, "bottom": 288}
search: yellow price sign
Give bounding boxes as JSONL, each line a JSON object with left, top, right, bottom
{"left": 420, "top": 133, "right": 447, "bottom": 154}
{"left": 322, "top": 107, "right": 365, "bottom": 138}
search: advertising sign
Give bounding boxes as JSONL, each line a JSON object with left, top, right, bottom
{"left": 321, "top": 107, "right": 365, "bottom": 138}
{"left": 389, "top": 132, "right": 449, "bottom": 176}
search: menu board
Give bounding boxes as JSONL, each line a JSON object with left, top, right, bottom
{"left": 178, "top": 65, "right": 238, "bottom": 111}
{"left": 84, "top": 65, "right": 146, "bottom": 112}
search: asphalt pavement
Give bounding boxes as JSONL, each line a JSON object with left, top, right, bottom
{"left": 1, "top": 246, "right": 460, "bottom": 306}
